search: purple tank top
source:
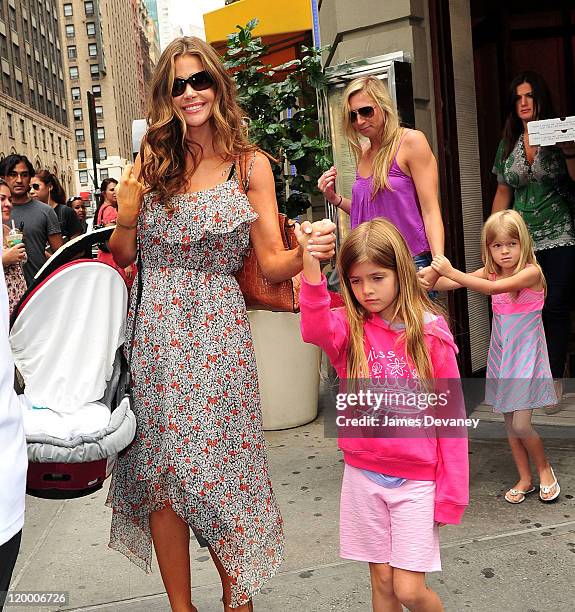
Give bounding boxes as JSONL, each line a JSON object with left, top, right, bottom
{"left": 350, "top": 135, "right": 430, "bottom": 256}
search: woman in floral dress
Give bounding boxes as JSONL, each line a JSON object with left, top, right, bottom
{"left": 492, "top": 71, "right": 575, "bottom": 408}
{"left": 106, "top": 37, "right": 336, "bottom": 612}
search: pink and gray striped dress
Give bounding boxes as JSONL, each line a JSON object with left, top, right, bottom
{"left": 485, "top": 285, "right": 556, "bottom": 412}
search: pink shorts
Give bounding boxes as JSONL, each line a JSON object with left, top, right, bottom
{"left": 340, "top": 464, "right": 441, "bottom": 572}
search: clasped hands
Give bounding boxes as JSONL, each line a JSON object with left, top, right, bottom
{"left": 417, "top": 255, "right": 454, "bottom": 289}
{"left": 295, "top": 219, "right": 337, "bottom": 260}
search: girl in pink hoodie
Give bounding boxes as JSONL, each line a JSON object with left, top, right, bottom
{"left": 298, "top": 218, "right": 468, "bottom": 612}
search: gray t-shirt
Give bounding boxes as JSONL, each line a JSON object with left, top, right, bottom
{"left": 10, "top": 199, "right": 61, "bottom": 287}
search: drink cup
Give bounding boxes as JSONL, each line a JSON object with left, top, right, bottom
{"left": 7, "top": 229, "right": 23, "bottom": 248}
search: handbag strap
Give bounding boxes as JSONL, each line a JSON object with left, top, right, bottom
{"left": 234, "top": 150, "right": 258, "bottom": 194}
{"left": 125, "top": 249, "right": 142, "bottom": 391}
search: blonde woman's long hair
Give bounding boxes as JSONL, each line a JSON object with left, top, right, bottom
{"left": 481, "top": 209, "right": 546, "bottom": 294}
{"left": 337, "top": 219, "right": 440, "bottom": 383}
{"left": 141, "top": 37, "right": 255, "bottom": 208}
{"left": 342, "top": 76, "right": 403, "bottom": 199}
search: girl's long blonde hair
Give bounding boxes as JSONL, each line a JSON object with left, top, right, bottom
{"left": 342, "top": 76, "right": 403, "bottom": 199}
{"left": 337, "top": 219, "right": 440, "bottom": 382}
{"left": 141, "top": 36, "right": 255, "bottom": 209}
{"left": 481, "top": 210, "right": 546, "bottom": 293}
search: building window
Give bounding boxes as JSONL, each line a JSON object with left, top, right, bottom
{"left": 12, "top": 44, "right": 20, "bottom": 68}
{"left": 85, "top": 1, "right": 94, "bottom": 17}
{"left": 75, "top": 128, "right": 84, "bottom": 143}
{"left": 15, "top": 81, "right": 24, "bottom": 102}
{"left": 77, "top": 149, "right": 86, "bottom": 161}
{"left": 33, "top": 125, "right": 38, "bottom": 147}
{"left": 65, "top": 24, "right": 75, "bottom": 38}
{"left": 41, "top": 129, "right": 47, "bottom": 151}
{"left": 88, "top": 43, "right": 98, "bottom": 57}
{"left": 69, "top": 66, "right": 79, "bottom": 80}
{"left": 0, "top": 35, "right": 8, "bottom": 60}
{"left": 58, "top": 136, "right": 62, "bottom": 156}
{"left": 50, "top": 133, "right": 55, "bottom": 154}
{"left": 67, "top": 45, "right": 76, "bottom": 59}
{"left": 1, "top": 71, "right": 10, "bottom": 97}
{"left": 99, "top": 168, "right": 109, "bottom": 180}
{"left": 98, "top": 147, "right": 107, "bottom": 160}
{"left": 79, "top": 170, "right": 88, "bottom": 184}
{"left": 9, "top": 7, "right": 17, "bottom": 31}
{"left": 86, "top": 22, "right": 96, "bottom": 37}
{"left": 19, "top": 119, "right": 26, "bottom": 142}
{"left": 63, "top": 4, "right": 73, "bottom": 17}
{"left": 73, "top": 107, "right": 82, "bottom": 121}
{"left": 96, "top": 127, "right": 105, "bottom": 142}
{"left": 71, "top": 87, "right": 81, "bottom": 101}
{"left": 95, "top": 105, "right": 103, "bottom": 119}
{"left": 7, "top": 113, "right": 13, "bottom": 139}
{"left": 90, "top": 64, "right": 99, "bottom": 78}
{"left": 65, "top": 140, "right": 69, "bottom": 160}
{"left": 92, "top": 84, "right": 101, "bottom": 98}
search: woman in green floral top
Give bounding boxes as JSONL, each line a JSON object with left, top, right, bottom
{"left": 492, "top": 71, "right": 575, "bottom": 406}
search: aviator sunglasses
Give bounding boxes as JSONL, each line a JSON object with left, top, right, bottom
{"left": 349, "top": 105, "right": 375, "bottom": 123}
{"left": 171, "top": 70, "right": 214, "bottom": 97}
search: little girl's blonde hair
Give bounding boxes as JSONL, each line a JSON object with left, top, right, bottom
{"left": 337, "top": 219, "right": 441, "bottom": 382}
{"left": 341, "top": 76, "right": 403, "bottom": 199}
{"left": 482, "top": 210, "right": 546, "bottom": 293}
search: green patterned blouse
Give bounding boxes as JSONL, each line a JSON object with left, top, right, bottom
{"left": 492, "top": 138, "right": 575, "bottom": 251}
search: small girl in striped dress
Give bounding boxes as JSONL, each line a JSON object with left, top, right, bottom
{"left": 429, "top": 209, "right": 560, "bottom": 504}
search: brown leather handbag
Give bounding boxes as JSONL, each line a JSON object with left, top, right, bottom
{"left": 235, "top": 213, "right": 301, "bottom": 312}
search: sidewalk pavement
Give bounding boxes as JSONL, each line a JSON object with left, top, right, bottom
{"left": 8, "top": 396, "right": 575, "bottom": 612}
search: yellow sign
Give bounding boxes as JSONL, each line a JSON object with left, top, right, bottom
{"left": 204, "top": 0, "right": 312, "bottom": 43}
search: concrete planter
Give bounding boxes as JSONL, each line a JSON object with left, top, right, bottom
{"left": 248, "top": 310, "right": 321, "bottom": 430}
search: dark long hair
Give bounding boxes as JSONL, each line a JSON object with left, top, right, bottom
{"left": 0, "top": 154, "right": 34, "bottom": 178}
{"left": 34, "top": 169, "right": 66, "bottom": 205}
{"left": 94, "top": 177, "right": 118, "bottom": 224}
{"left": 502, "top": 71, "right": 556, "bottom": 159}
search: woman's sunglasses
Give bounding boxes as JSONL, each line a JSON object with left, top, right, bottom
{"left": 171, "top": 70, "right": 214, "bottom": 97}
{"left": 349, "top": 106, "right": 375, "bottom": 123}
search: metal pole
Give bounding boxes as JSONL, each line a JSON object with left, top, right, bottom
{"left": 87, "top": 91, "right": 100, "bottom": 192}
{"left": 310, "top": 0, "right": 320, "bottom": 48}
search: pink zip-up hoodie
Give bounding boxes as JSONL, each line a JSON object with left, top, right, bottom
{"left": 300, "top": 275, "right": 469, "bottom": 525}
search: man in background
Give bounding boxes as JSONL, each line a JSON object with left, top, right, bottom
{"left": 0, "top": 155, "right": 62, "bottom": 286}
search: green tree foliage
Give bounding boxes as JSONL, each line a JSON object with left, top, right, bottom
{"left": 223, "top": 19, "right": 332, "bottom": 218}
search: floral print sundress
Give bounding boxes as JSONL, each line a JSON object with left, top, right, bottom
{"left": 106, "top": 167, "right": 285, "bottom": 607}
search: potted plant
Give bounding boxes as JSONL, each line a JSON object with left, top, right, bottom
{"left": 224, "top": 20, "right": 332, "bottom": 429}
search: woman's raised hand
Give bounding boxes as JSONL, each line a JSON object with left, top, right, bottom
{"left": 317, "top": 166, "right": 339, "bottom": 205}
{"left": 116, "top": 164, "right": 144, "bottom": 224}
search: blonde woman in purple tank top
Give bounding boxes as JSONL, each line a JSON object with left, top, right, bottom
{"left": 318, "top": 76, "right": 444, "bottom": 286}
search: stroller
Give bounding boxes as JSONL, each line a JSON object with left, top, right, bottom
{"left": 9, "top": 227, "right": 137, "bottom": 498}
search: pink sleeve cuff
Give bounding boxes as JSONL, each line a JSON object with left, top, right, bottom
{"left": 300, "top": 274, "right": 331, "bottom": 306}
{"left": 434, "top": 502, "right": 467, "bottom": 525}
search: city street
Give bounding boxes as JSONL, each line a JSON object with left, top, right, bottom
{"left": 8, "top": 387, "right": 575, "bottom": 612}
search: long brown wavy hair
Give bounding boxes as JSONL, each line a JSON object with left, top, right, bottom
{"left": 337, "top": 219, "right": 441, "bottom": 383}
{"left": 141, "top": 37, "right": 256, "bottom": 208}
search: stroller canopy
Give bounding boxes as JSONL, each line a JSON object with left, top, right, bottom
{"left": 10, "top": 260, "right": 128, "bottom": 438}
